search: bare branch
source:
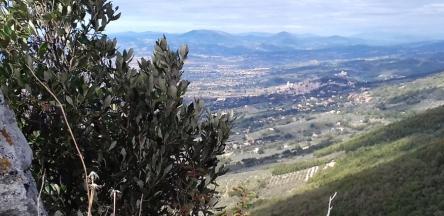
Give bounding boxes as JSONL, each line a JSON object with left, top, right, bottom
{"left": 326, "top": 192, "right": 338, "bottom": 216}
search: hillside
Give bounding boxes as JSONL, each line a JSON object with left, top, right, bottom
{"left": 251, "top": 106, "right": 444, "bottom": 215}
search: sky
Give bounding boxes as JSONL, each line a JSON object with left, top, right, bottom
{"left": 107, "top": 0, "right": 444, "bottom": 38}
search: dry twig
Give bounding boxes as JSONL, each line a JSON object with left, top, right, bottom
{"left": 26, "top": 59, "right": 92, "bottom": 215}
{"left": 326, "top": 192, "right": 338, "bottom": 216}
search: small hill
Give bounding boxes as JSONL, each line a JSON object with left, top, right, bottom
{"left": 252, "top": 106, "right": 444, "bottom": 215}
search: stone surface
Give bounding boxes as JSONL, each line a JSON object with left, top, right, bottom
{"left": 0, "top": 91, "right": 46, "bottom": 215}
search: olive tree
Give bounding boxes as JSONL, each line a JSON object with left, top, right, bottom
{"left": 0, "top": 0, "right": 232, "bottom": 215}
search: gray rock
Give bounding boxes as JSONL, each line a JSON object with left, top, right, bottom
{"left": 0, "top": 91, "right": 46, "bottom": 215}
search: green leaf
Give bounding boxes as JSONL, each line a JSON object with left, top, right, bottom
{"left": 167, "top": 85, "right": 177, "bottom": 98}
{"left": 157, "top": 127, "right": 162, "bottom": 139}
{"left": 113, "top": 12, "right": 121, "bottom": 20}
{"left": 179, "top": 44, "right": 189, "bottom": 59}
{"left": 160, "top": 37, "right": 167, "bottom": 50}
{"left": 52, "top": 183, "right": 61, "bottom": 194}
{"left": 163, "top": 164, "right": 173, "bottom": 178}
{"left": 137, "top": 180, "right": 144, "bottom": 189}
{"left": 65, "top": 95, "right": 74, "bottom": 106}
{"left": 38, "top": 42, "right": 48, "bottom": 56}
{"left": 108, "top": 141, "right": 117, "bottom": 151}
{"left": 43, "top": 70, "right": 52, "bottom": 81}
{"left": 25, "top": 55, "right": 32, "bottom": 68}
{"left": 103, "top": 95, "right": 112, "bottom": 108}
{"left": 3, "top": 25, "right": 11, "bottom": 36}
{"left": 28, "top": 20, "right": 38, "bottom": 35}
{"left": 57, "top": 3, "right": 63, "bottom": 13}
{"left": 127, "top": 48, "right": 134, "bottom": 59}
{"left": 121, "top": 148, "right": 127, "bottom": 159}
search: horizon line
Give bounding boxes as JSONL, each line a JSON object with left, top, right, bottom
{"left": 106, "top": 29, "right": 444, "bottom": 42}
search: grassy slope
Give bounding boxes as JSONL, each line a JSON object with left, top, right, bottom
{"left": 315, "top": 105, "right": 444, "bottom": 157}
{"left": 252, "top": 106, "right": 444, "bottom": 216}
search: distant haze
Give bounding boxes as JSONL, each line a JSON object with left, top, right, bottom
{"left": 107, "top": 0, "right": 444, "bottom": 41}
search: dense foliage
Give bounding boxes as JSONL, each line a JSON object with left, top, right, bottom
{"left": 0, "top": 0, "right": 232, "bottom": 215}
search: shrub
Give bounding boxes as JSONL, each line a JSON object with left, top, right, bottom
{"left": 0, "top": 0, "right": 232, "bottom": 215}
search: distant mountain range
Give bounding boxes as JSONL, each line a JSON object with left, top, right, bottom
{"left": 109, "top": 30, "right": 362, "bottom": 55}
{"left": 108, "top": 30, "right": 444, "bottom": 57}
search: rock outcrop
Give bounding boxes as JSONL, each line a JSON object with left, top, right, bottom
{"left": 0, "top": 91, "right": 46, "bottom": 215}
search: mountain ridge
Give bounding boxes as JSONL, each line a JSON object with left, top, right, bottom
{"left": 108, "top": 29, "right": 444, "bottom": 57}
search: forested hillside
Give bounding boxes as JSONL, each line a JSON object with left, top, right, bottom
{"left": 253, "top": 106, "right": 444, "bottom": 215}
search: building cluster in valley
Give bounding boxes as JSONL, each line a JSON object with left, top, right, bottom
{"left": 180, "top": 62, "right": 378, "bottom": 165}
{"left": 220, "top": 77, "right": 375, "bottom": 160}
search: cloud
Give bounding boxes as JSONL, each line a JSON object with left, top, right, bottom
{"left": 106, "top": 0, "right": 444, "bottom": 37}
{"left": 414, "top": 3, "right": 444, "bottom": 15}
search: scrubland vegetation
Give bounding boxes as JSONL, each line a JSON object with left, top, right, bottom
{"left": 1, "top": 1, "right": 231, "bottom": 215}
{"left": 251, "top": 106, "right": 444, "bottom": 215}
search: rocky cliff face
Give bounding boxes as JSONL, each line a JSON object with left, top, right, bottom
{"left": 0, "top": 91, "right": 46, "bottom": 215}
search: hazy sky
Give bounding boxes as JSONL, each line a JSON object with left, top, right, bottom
{"left": 107, "top": 0, "right": 444, "bottom": 37}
